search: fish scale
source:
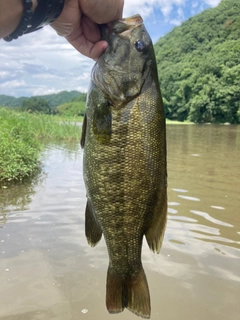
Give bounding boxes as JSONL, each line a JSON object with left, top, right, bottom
{"left": 81, "top": 14, "right": 167, "bottom": 319}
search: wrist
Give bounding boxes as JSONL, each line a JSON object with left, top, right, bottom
{"left": 0, "top": 0, "right": 38, "bottom": 39}
{"left": 3, "top": 0, "right": 64, "bottom": 42}
{"left": 0, "top": 0, "right": 22, "bottom": 38}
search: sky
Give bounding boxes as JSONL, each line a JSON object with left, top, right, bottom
{"left": 0, "top": 0, "right": 221, "bottom": 98}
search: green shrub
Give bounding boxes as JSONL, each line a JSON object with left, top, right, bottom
{"left": 0, "top": 112, "right": 41, "bottom": 182}
{"left": 0, "top": 108, "right": 82, "bottom": 182}
{"left": 55, "top": 101, "right": 86, "bottom": 117}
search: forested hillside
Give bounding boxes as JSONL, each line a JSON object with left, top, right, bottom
{"left": 155, "top": 0, "right": 240, "bottom": 123}
{"left": 0, "top": 91, "right": 82, "bottom": 109}
{"left": 0, "top": 95, "right": 26, "bottom": 108}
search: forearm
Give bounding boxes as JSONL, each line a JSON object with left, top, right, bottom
{"left": 0, "top": 0, "right": 38, "bottom": 39}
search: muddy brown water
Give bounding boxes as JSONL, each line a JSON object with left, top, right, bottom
{"left": 0, "top": 124, "right": 240, "bottom": 320}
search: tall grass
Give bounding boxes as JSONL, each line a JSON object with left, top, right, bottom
{"left": 0, "top": 108, "right": 82, "bottom": 182}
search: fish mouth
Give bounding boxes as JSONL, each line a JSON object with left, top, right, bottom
{"left": 120, "top": 14, "right": 143, "bottom": 26}
{"left": 98, "top": 14, "right": 144, "bottom": 72}
{"left": 100, "top": 14, "right": 143, "bottom": 42}
{"left": 110, "top": 14, "right": 143, "bottom": 38}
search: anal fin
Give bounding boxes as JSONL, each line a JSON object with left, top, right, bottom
{"left": 85, "top": 200, "right": 102, "bottom": 247}
{"left": 145, "top": 191, "right": 167, "bottom": 253}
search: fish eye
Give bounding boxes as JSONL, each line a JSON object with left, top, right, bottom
{"left": 134, "top": 40, "right": 146, "bottom": 52}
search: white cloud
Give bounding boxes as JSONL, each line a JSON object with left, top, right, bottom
{"left": 32, "top": 74, "right": 60, "bottom": 80}
{"left": 169, "top": 18, "right": 182, "bottom": 26}
{"left": 124, "top": 0, "right": 187, "bottom": 18}
{"left": 0, "top": 0, "right": 221, "bottom": 98}
{"left": 31, "top": 87, "right": 64, "bottom": 96}
{"left": 0, "top": 71, "right": 10, "bottom": 78}
{"left": 0, "top": 26, "right": 94, "bottom": 97}
{"left": 204, "top": 0, "right": 221, "bottom": 7}
{"left": 0, "top": 79, "right": 27, "bottom": 96}
{"left": 0, "top": 79, "right": 26, "bottom": 89}
{"left": 76, "top": 86, "right": 88, "bottom": 94}
{"left": 192, "top": 1, "right": 199, "bottom": 8}
{"left": 177, "top": 7, "right": 185, "bottom": 18}
{"left": 170, "top": 7, "right": 185, "bottom": 25}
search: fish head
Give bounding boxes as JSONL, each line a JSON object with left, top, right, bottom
{"left": 92, "top": 15, "right": 155, "bottom": 107}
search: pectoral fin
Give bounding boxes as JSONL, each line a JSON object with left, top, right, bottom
{"left": 93, "top": 100, "right": 111, "bottom": 144}
{"left": 85, "top": 200, "right": 102, "bottom": 247}
{"left": 145, "top": 191, "right": 167, "bottom": 253}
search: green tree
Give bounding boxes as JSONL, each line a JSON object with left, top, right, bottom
{"left": 55, "top": 101, "right": 86, "bottom": 117}
{"left": 21, "top": 97, "right": 51, "bottom": 114}
{"left": 154, "top": 0, "right": 240, "bottom": 123}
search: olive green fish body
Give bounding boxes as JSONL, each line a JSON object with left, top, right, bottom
{"left": 81, "top": 15, "right": 167, "bottom": 319}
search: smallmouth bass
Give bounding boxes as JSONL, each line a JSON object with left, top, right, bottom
{"left": 81, "top": 14, "right": 167, "bottom": 319}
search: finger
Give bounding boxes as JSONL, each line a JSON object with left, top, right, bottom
{"left": 51, "top": 21, "right": 74, "bottom": 37}
{"left": 66, "top": 32, "right": 108, "bottom": 60}
{"left": 81, "top": 15, "right": 100, "bottom": 43}
{"left": 90, "top": 40, "right": 108, "bottom": 60}
{"left": 80, "top": 0, "right": 124, "bottom": 24}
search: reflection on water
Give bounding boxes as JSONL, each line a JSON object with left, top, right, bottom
{"left": 0, "top": 125, "right": 240, "bottom": 320}
{"left": 0, "top": 170, "right": 46, "bottom": 221}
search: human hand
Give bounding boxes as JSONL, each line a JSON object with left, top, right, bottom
{"left": 51, "top": 0, "right": 124, "bottom": 60}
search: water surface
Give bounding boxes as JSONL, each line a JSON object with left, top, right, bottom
{"left": 0, "top": 125, "right": 240, "bottom": 320}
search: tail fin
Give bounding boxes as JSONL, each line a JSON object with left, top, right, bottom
{"left": 106, "top": 265, "right": 151, "bottom": 319}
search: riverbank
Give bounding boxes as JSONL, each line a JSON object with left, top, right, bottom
{"left": 166, "top": 119, "right": 194, "bottom": 124}
{"left": 0, "top": 107, "right": 199, "bottom": 183}
{"left": 0, "top": 108, "right": 82, "bottom": 182}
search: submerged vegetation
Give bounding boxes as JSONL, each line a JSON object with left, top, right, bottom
{"left": 0, "top": 108, "right": 82, "bottom": 182}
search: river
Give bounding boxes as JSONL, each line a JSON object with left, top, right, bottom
{"left": 0, "top": 124, "right": 240, "bottom": 320}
